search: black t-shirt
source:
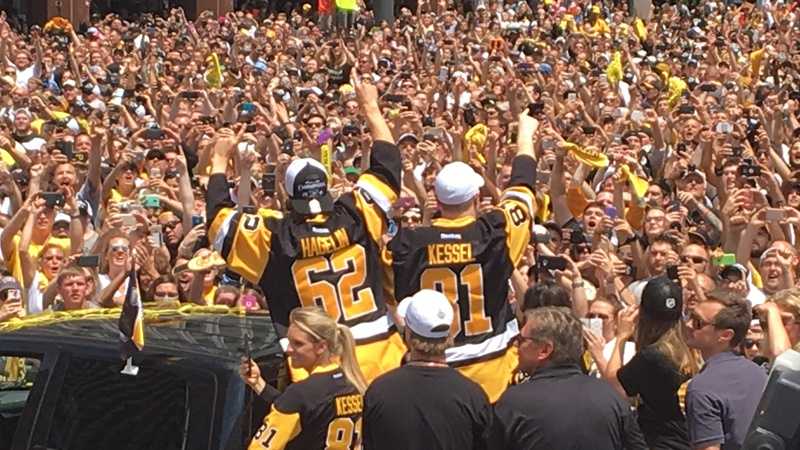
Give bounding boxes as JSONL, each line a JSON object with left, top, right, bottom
{"left": 362, "top": 365, "right": 493, "bottom": 450}
{"left": 617, "top": 345, "right": 691, "bottom": 450}
{"left": 326, "top": 62, "right": 353, "bottom": 87}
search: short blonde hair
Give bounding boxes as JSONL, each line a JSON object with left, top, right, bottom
{"left": 767, "top": 287, "right": 800, "bottom": 320}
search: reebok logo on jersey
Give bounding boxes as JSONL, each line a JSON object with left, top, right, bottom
{"left": 312, "top": 226, "right": 330, "bottom": 233}
{"left": 440, "top": 233, "right": 462, "bottom": 239}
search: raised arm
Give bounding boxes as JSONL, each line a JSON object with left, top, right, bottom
{"left": 353, "top": 69, "right": 393, "bottom": 144}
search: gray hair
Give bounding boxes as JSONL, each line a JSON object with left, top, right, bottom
{"left": 522, "top": 307, "right": 584, "bottom": 366}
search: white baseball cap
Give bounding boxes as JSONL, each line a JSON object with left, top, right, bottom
{"left": 396, "top": 289, "right": 454, "bottom": 339}
{"left": 434, "top": 161, "right": 485, "bottom": 206}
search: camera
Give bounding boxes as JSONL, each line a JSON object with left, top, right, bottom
{"left": 738, "top": 160, "right": 761, "bottom": 178}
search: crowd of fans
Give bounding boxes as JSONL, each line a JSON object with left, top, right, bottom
{"left": 1, "top": 0, "right": 800, "bottom": 448}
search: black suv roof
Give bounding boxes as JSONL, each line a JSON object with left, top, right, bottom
{"left": 0, "top": 306, "right": 284, "bottom": 363}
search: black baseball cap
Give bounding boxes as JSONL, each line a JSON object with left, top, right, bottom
{"left": 285, "top": 158, "right": 334, "bottom": 215}
{"left": 641, "top": 276, "right": 683, "bottom": 321}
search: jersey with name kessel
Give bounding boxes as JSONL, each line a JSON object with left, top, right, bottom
{"left": 249, "top": 366, "right": 363, "bottom": 450}
{"left": 388, "top": 155, "right": 536, "bottom": 361}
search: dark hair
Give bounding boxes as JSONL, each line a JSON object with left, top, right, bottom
{"left": 656, "top": 180, "right": 673, "bottom": 197}
{"left": 705, "top": 288, "right": 752, "bottom": 347}
{"left": 651, "top": 232, "right": 680, "bottom": 253}
{"left": 522, "top": 282, "right": 571, "bottom": 311}
{"left": 146, "top": 274, "right": 181, "bottom": 302}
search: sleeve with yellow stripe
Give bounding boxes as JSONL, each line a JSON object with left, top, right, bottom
{"left": 208, "top": 207, "right": 283, "bottom": 285}
{"left": 248, "top": 403, "right": 302, "bottom": 450}
{"left": 354, "top": 140, "right": 401, "bottom": 243}
{"left": 499, "top": 155, "right": 537, "bottom": 267}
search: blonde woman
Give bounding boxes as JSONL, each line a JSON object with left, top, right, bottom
{"left": 241, "top": 306, "right": 366, "bottom": 450}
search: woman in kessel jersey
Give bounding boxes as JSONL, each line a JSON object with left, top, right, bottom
{"left": 243, "top": 306, "right": 367, "bottom": 450}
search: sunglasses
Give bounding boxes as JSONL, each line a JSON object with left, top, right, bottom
{"left": 154, "top": 293, "right": 179, "bottom": 301}
{"left": 681, "top": 255, "right": 707, "bottom": 264}
{"left": 162, "top": 221, "right": 181, "bottom": 230}
{"left": 306, "top": 121, "right": 324, "bottom": 129}
{"left": 110, "top": 244, "right": 129, "bottom": 253}
{"left": 689, "top": 313, "right": 715, "bottom": 330}
{"left": 743, "top": 338, "right": 759, "bottom": 348}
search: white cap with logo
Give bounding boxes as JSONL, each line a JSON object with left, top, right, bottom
{"left": 434, "top": 161, "right": 485, "bottom": 206}
{"left": 396, "top": 289, "right": 454, "bottom": 339}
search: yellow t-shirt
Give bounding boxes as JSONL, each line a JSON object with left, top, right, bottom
{"left": 204, "top": 285, "right": 217, "bottom": 306}
{"left": 5, "top": 235, "right": 71, "bottom": 288}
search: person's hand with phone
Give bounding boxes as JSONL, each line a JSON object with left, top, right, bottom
{"left": 721, "top": 188, "right": 748, "bottom": 227}
{"left": 746, "top": 207, "right": 768, "bottom": 231}
{"left": 58, "top": 184, "right": 77, "bottom": 214}
{"left": 583, "top": 326, "right": 606, "bottom": 364}
{"left": 616, "top": 306, "right": 639, "bottom": 340}
{"left": 422, "top": 196, "right": 438, "bottom": 226}
{"left": 239, "top": 357, "right": 266, "bottom": 394}
{"left": 0, "top": 297, "right": 22, "bottom": 322}
{"left": 588, "top": 249, "right": 612, "bottom": 282}
{"left": 677, "top": 263, "right": 698, "bottom": 288}
{"left": 613, "top": 218, "right": 634, "bottom": 243}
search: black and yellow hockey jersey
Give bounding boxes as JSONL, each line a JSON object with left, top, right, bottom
{"left": 249, "top": 363, "right": 363, "bottom": 450}
{"left": 207, "top": 141, "right": 400, "bottom": 348}
{"left": 387, "top": 155, "right": 536, "bottom": 366}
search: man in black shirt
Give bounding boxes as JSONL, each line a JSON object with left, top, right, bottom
{"left": 492, "top": 307, "right": 647, "bottom": 450}
{"left": 362, "top": 289, "right": 493, "bottom": 450}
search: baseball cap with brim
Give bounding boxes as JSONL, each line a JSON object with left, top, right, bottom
{"left": 720, "top": 263, "right": 747, "bottom": 281}
{"left": 53, "top": 212, "right": 71, "bottom": 225}
{"left": 285, "top": 158, "right": 334, "bottom": 215}
{"left": 687, "top": 227, "right": 720, "bottom": 248}
{"left": 434, "top": 161, "right": 485, "bottom": 206}
{"left": 146, "top": 148, "right": 165, "bottom": 160}
{"left": 0, "top": 276, "right": 22, "bottom": 295}
{"left": 641, "top": 276, "right": 683, "bottom": 321}
{"left": 397, "top": 132, "right": 419, "bottom": 145}
{"left": 397, "top": 289, "right": 454, "bottom": 339}
{"left": 680, "top": 169, "right": 706, "bottom": 183}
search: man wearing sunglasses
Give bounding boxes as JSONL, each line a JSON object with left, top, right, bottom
{"left": 684, "top": 289, "right": 767, "bottom": 450}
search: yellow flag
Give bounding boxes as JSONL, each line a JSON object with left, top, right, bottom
{"left": 205, "top": 53, "right": 224, "bottom": 88}
{"left": 667, "top": 76, "right": 688, "bottom": 107}
{"left": 320, "top": 144, "right": 332, "bottom": 174}
{"left": 464, "top": 124, "right": 489, "bottom": 165}
{"left": 559, "top": 14, "right": 577, "bottom": 33}
{"left": 633, "top": 18, "right": 647, "bottom": 41}
{"left": 749, "top": 48, "right": 765, "bottom": 82}
{"left": 563, "top": 143, "right": 609, "bottom": 168}
{"left": 606, "top": 51, "right": 623, "bottom": 85}
{"left": 621, "top": 165, "right": 649, "bottom": 198}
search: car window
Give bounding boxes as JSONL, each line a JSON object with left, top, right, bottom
{"left": 0, "top": 355, "right": 41, "bottom": 449}
{"left": 46, "top": 356, "right": 188, "bottom": 450}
